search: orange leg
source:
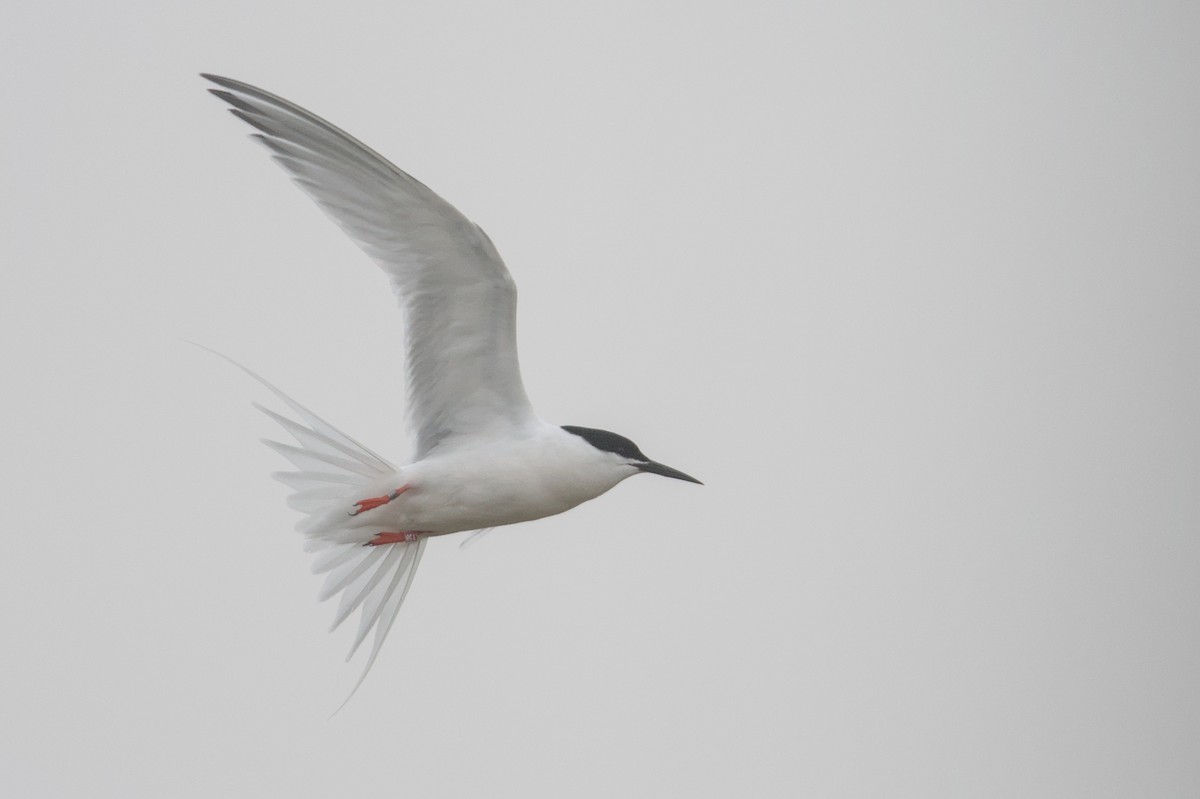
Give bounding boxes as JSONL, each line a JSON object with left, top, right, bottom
{"left": 349, "top": 483, "right": 412, "bottom": 516}
{"left": 365, "top": 531, "right": 423, "bottom": 546}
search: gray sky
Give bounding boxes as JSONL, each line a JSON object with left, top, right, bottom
{"left": 3, "top": 1, "right": 1198, "bottom": 797}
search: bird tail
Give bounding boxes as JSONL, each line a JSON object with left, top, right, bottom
{"left": 195, "top": 344, "right": 426, "bottom": 709}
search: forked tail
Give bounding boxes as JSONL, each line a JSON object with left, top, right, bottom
{"left": 194, "top": 344, "right": 425, "bottom": 710}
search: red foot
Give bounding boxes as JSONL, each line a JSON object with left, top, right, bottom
{"left": 349, "top": 484, "right": 411, "bottom": 516}
{"left": 365, "top": 532, "right": 421, "bottom": 546}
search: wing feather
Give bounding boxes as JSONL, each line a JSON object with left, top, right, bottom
{"left": 203, "top": 74, "right": 537, "bottom": 456}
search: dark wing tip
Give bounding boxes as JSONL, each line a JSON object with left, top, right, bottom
{"left": 200, "top": 73, "right": 238, "bottom": 89}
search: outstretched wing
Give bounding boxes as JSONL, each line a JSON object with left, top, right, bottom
{"left": 203, "top": 74, "right": 537, "bottom": 457}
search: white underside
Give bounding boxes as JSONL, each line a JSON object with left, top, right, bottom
{"left": 300, "top": 426, "right": 635, "bottom": 543}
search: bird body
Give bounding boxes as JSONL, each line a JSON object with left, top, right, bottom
{"left": 201, "top": 74, "right": 698, "bottom": 702}
{"left": 301, "top": 423, "right": 637, "bottom": 542}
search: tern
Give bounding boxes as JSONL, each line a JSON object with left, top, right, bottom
{"left": 201, "top": 74, "right": 701, "bottom": 700}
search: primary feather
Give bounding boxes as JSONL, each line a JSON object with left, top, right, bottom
{"left": 203, "top": 74, "right": 537, "bottom": 458}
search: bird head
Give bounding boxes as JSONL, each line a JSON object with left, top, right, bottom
{"left": 561, "top": 425, "right": 702, "bottom": 484}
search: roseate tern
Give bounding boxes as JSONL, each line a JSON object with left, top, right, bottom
{"left": 201, "top": 74, "right": 700, "bottom": 703}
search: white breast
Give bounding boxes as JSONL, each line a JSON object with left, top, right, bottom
{"left": 381, "top": 423, "right": 637, "bottom": 534}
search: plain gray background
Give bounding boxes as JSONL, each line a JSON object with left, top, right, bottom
{"left": 3, "top": 1, "right": 1198, "bottom": 796}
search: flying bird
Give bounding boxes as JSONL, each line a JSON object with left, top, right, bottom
{"left": 202, "top": 74, "right": 701, "bottom": 701}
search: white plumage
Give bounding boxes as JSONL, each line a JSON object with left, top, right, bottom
{"left": 203, "top": 75, "right": 699, "bottom": 706}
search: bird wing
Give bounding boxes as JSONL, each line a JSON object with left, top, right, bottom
{"left": 203, "top": 74, "right": 536, "bottom": 457}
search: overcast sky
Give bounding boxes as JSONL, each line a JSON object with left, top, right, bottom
{"left": 3, "top": 2, "right": 1199, "bottom": 797}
